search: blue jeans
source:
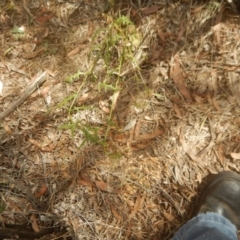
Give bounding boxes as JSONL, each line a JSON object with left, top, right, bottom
{"left": 172, "top": 213, "right": 237, "bottom": 240}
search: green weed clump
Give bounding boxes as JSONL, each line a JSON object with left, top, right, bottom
{"left": 57, "top": 14, "right": 143, "bottom": 147}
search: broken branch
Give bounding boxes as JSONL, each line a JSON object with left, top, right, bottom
{"left": 0, "top": 71, "right": 47, "bottom": 121}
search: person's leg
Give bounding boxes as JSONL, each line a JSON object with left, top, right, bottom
{"left": 172, "top": 171, "right": 240, "bottom": 240}
{"left": 172, "top": 212, "right": 237, "bottom": 240}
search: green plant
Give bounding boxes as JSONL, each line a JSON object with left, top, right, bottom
{"left": 59, "top": 120, "right": 103, "bottom": 147}
{"left": 4, "top": 47, "right": 14, "bottom": 56}
{"left": 59, "top": 119, "right": 79, "bottom": 137}
{"left": 80, "top": 126, "right": 102, "bottom": 147}
{"left": 0, "top": 204, "right": 5, "bottom": 213}
{"left": 11, "top": 26, "right": 25, "bottom": 40}
{"left": 55, "top": 93, "right": 77, "bottom": 111}
{"left": 65, "top": 71, "right": 86, "bottom": 84}
{"left": 55, "top": 14, "right": 143, "bottom": 147}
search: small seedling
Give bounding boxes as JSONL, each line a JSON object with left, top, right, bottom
{"left": 55, "top": 14, "right": 143, "bottom": 149}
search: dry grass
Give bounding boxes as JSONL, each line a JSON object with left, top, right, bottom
{"left": 1, "top": 0, "right": 240, "bottom": 239}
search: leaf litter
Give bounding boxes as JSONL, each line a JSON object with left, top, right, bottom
{"left": 1, "top": 0, "right": 240, "bottom": 239}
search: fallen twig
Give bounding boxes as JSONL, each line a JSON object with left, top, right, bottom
{"left": 197, "top": 118, "right": 216, "bottom": 157}
{"left": 0, "top": 71, "right": 47, "bottom": 121}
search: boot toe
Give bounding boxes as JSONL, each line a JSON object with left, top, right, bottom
{"left": 198, "top": 171, "right": 240, "bottom": 229}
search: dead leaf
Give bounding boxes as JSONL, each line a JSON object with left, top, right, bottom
{"left": 157, "top": 29, "right": 165, "bottom": 45}
{"left": 67, "top": 47, "right": 80, "bottom": 57}
{"left": 35, "top": 185, "right": 47, "bottom": 198}
{"left": 140, "top": 5, "right": 161, "bottom": 15}
{"left": 131, "top": 141, "right": 151, "bottom": 150}
{"left": 78, "top": 178, "right": 93, "bottom": 187}
{"left": 128, "top": 193, "right": 143, "bottom": 220}
{"left": 197, "top": 118, "right": 216, "bottom": 157}
{"left": 113, "top": 133, "right": 127, "bottom": 143}
{"left": 42, "top": 27, "right": 49, "bottom": 38}
{"left": 134, "top": 119, "right": 141, "bottom": 139}
{"left": 135, "top": 130, "right": 163, "bottom": 141}
{"left": 228, "top": 71, "right": 240, "bottom": 107}
{"left": 95, "top": 180, "right": 121, "bottom": 193}
{"left": 110, "top": 204, "right": 121, "bottom": 221}
{"left": 122, "top": 118, "right": 137, "bottom": 132}
{"left": 41, "top": 86, "right": 50, "bottom": 98}
{"left": 8, "top": 199, "right": 22, "bottom": 212}
{"left": 36, "top": 11, "right": 55, "bottom": 24}
{"left": 173, "top": 103, "right": 182, "bottom": 118}
{"left": 45, "top": 68, "right": 55, "bottom": 77}
{"left": 3, "top": 124, "right": 11, "bottom": 134}
{"left": 154, "top": 220, "right": 165, "bottom": 228}
{"left": 110, "top": 91, "right": 120, "bottom": 111}
{"left": 6, "top": 62, "right": 29, "bottom": 76}
{"left": 179, "top": 129, "right": 204, "bottom": 166}
{"left": 127, "top": 129, "right": 134, "bottom": 147}
{"left": 105, "top": 197, "right": 121, "bottom": 221}
{"left": 22, "top": 48, "right": 46, "bottom": 59}
{"left": 218, "top": 143, "right": 224, "bottom": 166}
{"left": 176, "top": 20, "right": 185, "bottom": 42}
{"left": 206, "top": 93, "right": 220, "bottom": 110}
{"left": 213, "top": 23, "right": 222, "bottom": 46}
{"left": 28, "top": 138, "right": 42, "bottom": 148}
{"left": 173, "top": 165, "right": 183, "bottom": 185}
{"left": 192, "top": 92, "right": 205, "bottom": 103}
{"left": 88, "top": 21, "right": 94, "bottom": 37}
{"left": 125, "top": 222, "right": 132, "bottom": 238}
{"left": 234, "top": 117, "right": 240, "bottom": 127}
{"left": 212, "top": 64, "right": 240, "bottom": 71}
{"left": 148, "top": 47, "right": 163, "bottom": 64}
{"left": 213, "top": 7, "right": 225, "bottom": 46}
{"left": 0, "top": 80, "right": 3, "bottom": 96}
{"left": 28, "top": 138, "right": 54, "bottom": 152}
{"left": 213, "top": 6, "right": 224, "bottom": 46}
{"left": 30, "top": 214, "right": 40, "bottom": 232}
{"left": 78, "top": 93, "right": 90, "bottom": 105}
{"left": 231, "top": 152, "right": 240, "bottom": 159}
{"left": 99, "top": 100, "right": 110, "bottom": 113}
{"left": 206, "top": 92, "right": 213, "bottom": 105}
{"left": 190, "top": 6, "right": 204, "bottom": 14}
{"left": 95, "top": 181, "right": 109, "bottom": 192}
{"left": 196, "top": 52, "right": 210, "bottom": 60}
{"left": 163, "top": 211, "right": 175, "bottom": 222}
{"left": 170, "top": 57, "right": 192, "bottom": 103}
{"left": 211, "top": 69, "right": 218, "bottom": 93}
{"left": 212, "top": 97, "right": 220, "bottom": 111}
{"left": 67, "top": 44, "right": 87, "bottom": 57}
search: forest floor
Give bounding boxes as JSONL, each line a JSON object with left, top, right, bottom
{"left": 0, "top": 0, "right": 240, "bottom": 239}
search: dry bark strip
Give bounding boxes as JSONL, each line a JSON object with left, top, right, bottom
{"left": 197, "top": 118, "right": 216, "bottom": 157}
{"left": 228, "top": 71, "right": 240, "bottom": 106}
{"left": 170, "top": 57, "right": 192, "bottom": 103}
{"left": 0, "top": 71, "right": 47, "bottom": 121}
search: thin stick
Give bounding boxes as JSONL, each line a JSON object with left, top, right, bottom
{"left": 0, "top": 71, "right": 47, "bottom": 120}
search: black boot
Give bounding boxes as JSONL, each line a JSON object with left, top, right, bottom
{"left": 226, "top": 0, "right": 240, "bottom": 13}
{"left": 197, "top": 171, "right": 240, "bottom": 229}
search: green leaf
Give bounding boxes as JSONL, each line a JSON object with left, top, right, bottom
{"left": 55, "top": 93, "right": 77, "bottom": 110}
{"left": 65, "top": 71, "right": 85, "bottom": 83}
